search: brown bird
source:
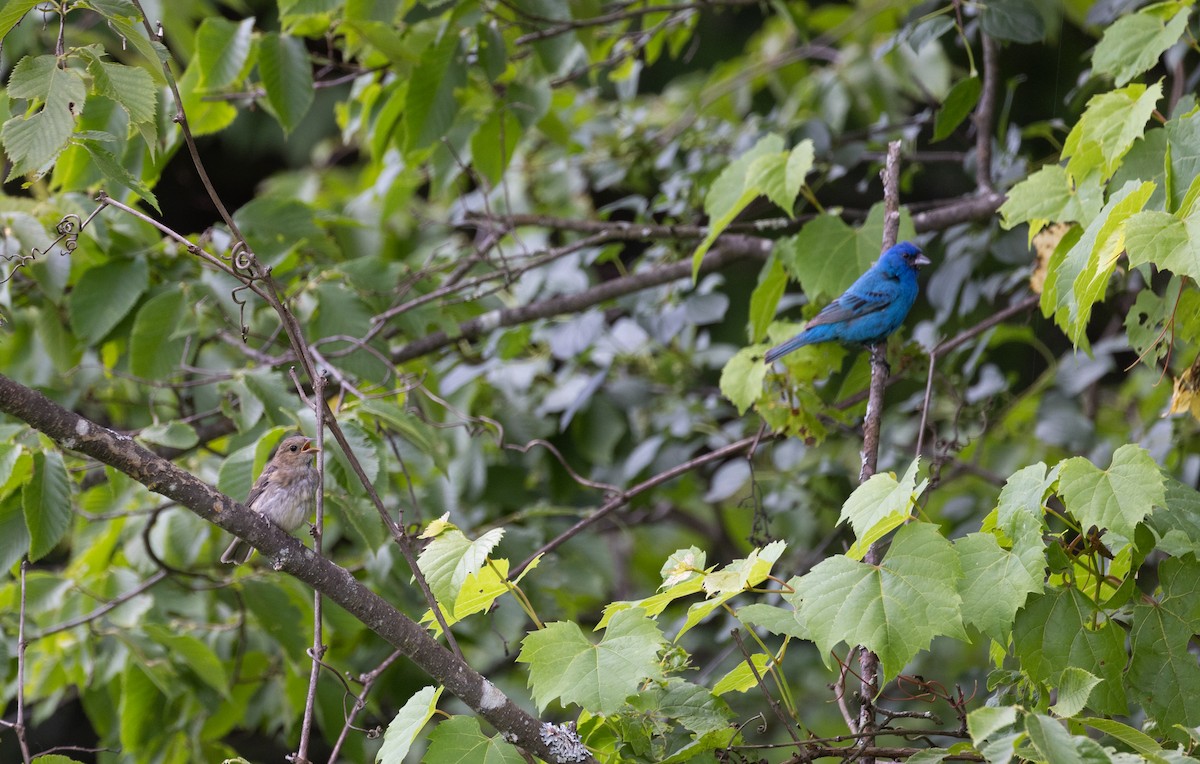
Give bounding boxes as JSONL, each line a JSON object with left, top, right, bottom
{"left": 220, "top": 435, "right": 321, "bottom": 565}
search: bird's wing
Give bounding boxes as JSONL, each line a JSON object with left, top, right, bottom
{"left": 245, "top": 463, "right": 279, "bottom": 507}
{"left": 804, "top": 284, "right": 894, "bottom": 328}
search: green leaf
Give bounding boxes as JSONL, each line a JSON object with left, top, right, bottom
{"left": 424, "top": 715, "right": 525, "bottom": 764}
{"left": 136, "top": 421, "right": 198, "bottom": 450}
{"left": 967, "top": 705, "right": 1018, "bottom": 745}
{"left": 143, "top": 623, "right": 228, "bottom": 695}
{"left": 719, "top": 345, "right": 769, "bottom": 415}
{"left": 999, "top": 165, "right": 1104, "bottom": 236}
{"left": 626, "top": 678, "right": 733, "bottom": 734}
{"left": 1025, "top": 713, "right": 1112, "bottom": 764}
{"left": 981, "top": 0, "right": 1044, "bottom": 43}
{"left": 1147, "top": 479, "right": 1200, "bottom": 557}
{"left": 258, "top": 33, "right": 314, "bottom": 134}
{"left": 119, "top": 662, "right": 164, "bottom": 751}
{"left": 0, "top": 492, "right": 31, "bottom": 572}
{"left": 234, "top": 195, "right": 324, "bottom": 262}
{"left": 2, "top": 56, "right": 87, "bottom": 178}
{"left": 23, "top": 450, "right": 71, "bottom": 561}
{"left": 130, "top": 290, "right": 188, "bottom": 379}
{"left": 1042, "top": 180, "right": 1154, "bottom": 347}
{"left": 838, "top": 459, "right": 924, "bottom": 559}
{"left": 405, "top": 26, "right": 466, "bottom": 153}
{"left": 67, "top": 257, "right": 149, "bottom": 345}
{"left": 518, "top": 608, "right": 664, "bottom": 714}
{"left": 1127, "top": 555, "right": 1200, "bottom": 727}
{"left": 933, "top": 75, "right": 981, "bottom": 142}
{"left": 736, "top": 603, "right": 808, "bottom": 640}
{"left": 1012, "top": 588, "right": 1128, "bottom": 714}
{"left": 376, "top": 686, "right": 443, "bottom": 764}
{"left": 1058, "top": 443, "right": 1165, "bottom": 543}
{"left": 0, "top": 0, "right": 40, "bottom": 40}
{"left": 701, "top": 540, "right": 785, "bottom": 596}
{"left": 1062, "top": 81, "right": 1162, "bottom": 182}
{"left": 748, "top": 255, "right": 787, "bottom": 342}
{"left": 690, "top": 134, "right": 785, "bottom": 279}
{"left": 75, "top": 137, "right": 161, "bottom": 211}
{"left": 1126, "top": 208, "right": 1200, "bottom": 282}
{"left": 711, "top": 653, "right": 770, "bottom": 695}
{"left": 178, "top": 58, "right": 236, "bottom": 136}
{"left": 196, "top": 17, "right": 256, "bottom": 90}
{"left": 788, "top": 522, "right": 964, "bottom": 681}
{"left": 1050, "top": 667, "right": 1101, "bottom": 718}
{"left": 416, "top": 527, "right": 504, "bottom": 611}
{"left": 1093, "top": 5, "right": 1190, "bottom": 87}
{"left": 1082, "top": 718, "right": 1169, "bottom": 763}
{"left": 955, "top": 533, "right": 1041, "bottom": 641}
{"left": 778, "top": 204, "right": 917, "bottom": 302}
{"left": 82, "top": 55, "right": 156, "bottom": 125}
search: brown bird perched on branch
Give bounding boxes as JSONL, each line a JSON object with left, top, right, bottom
{"left": 220, "top": 435, "right": 321, "bottom": 565}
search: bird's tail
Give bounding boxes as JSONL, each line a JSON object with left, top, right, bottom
{"left": 763, "top": 333, "right": 813, "bottom": 364}
{"left": 220, "top": 538, "right": 254, "bottom": 565}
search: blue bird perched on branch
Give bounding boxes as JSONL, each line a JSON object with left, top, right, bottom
{"left": 764, "top": 241, "right": 931, "bottom": 364}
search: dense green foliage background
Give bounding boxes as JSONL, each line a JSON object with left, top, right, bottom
{"left": 4, "top": 0, "right": 1200, "bottom": 762}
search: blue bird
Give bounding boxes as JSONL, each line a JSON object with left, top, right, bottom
{"left": 764, "top": 241, "right": 930, "bottom": 364}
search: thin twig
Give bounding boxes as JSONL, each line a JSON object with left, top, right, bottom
{"left": 15, "top": 560, "right": 31, "bottom": 764}
{"left": 297, "top": 370, "right": 329, "bottom": 764}
{"left": 513, "top": 433, "right": 764, "bottom": 576}
{"left": 327, "top": 649, "right": 404, "bottom": 763}
{"left": 856, "top": 138, "right": 903, "bottom": 764}
{"left": 731, "top": 630, "right": 803, "bottom": 745}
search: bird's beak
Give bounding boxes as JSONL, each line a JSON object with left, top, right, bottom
{"left": 301, "top": 440, "right": 321, "bottom": 452}
{"left": 914, "top": 253, "right": 931, "bottom": 267}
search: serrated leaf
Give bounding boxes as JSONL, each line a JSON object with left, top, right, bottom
{"left": 736, "top": 603, "right": 808, "bottom": 639}
{"left": 1012, "top": 587, "right": 1128, "bottom": 715}
{"left": 1050, "top": 667, "right": 1101, "bottom": 718}
{"left": 955, "top": 533, "right": 1041, "bottom": 641}
{"left": 67, "top": 257, "right": 149, "bottom": 344}
{"left": 690, "top": 134, "right": 785, "bottom": 279}
{"left": 83, "top": 56, "right": 156, "bottom": 124}
{"left": 1042, "top": 180, "right": 1154, "bottom": 347}
{"left": 719, "top": 345, "right": 769, "bottom": 414}
{"left": 748, "top": 255, "right": 787, "bottom": 343}
{"left": 376, "top": 685, "right": 442, "bottom": 764}
{"left": 788, "top": 522, "right": 964, "bottom": 681}
{"left": 424, "top": 715, "right": 525, "bottom": 764}
{"left": 1058, "top": 443, "right": 1164, "bottom": 543}
{"left": 416, "top": 527, "right": 504, "bottom": 611}
{"left": 1062, "top": 81, "right": 1162, "bottom": 182}
{"left": 405, "top": 26, "right": 466, "bottom": 153}
{"left": 1093, "top": 5, "right": 1190, "bottom": 87}
{"left": 2, "top": 56, "right": 86, "bottom": 178}
{"left": 1127, "top": 555, "right": 1200, "bottom": 727}
{"left": 23, "top": 450, "right": 72, "bottom": 561}
{"left": 517, "top": 608, "right": 664, "bottom": 714}
{"left": 981, "top": 0, "right": 1044, "bottom": 43}
{"left": 136, "top": 421, "right": 198, "bottom": 450}
{"left": 143, "top": 623, "right": 227, "bottom": 695}
{"left": 1025, "top": 713, "right": 1111, "bottom": 764}
{"left": 0, "top": 0, "right": 40, "bottom": 39}
{"left": 258, "top": 33, "right": 314, "bottom": 134}
{"left": 130, "top": 290, "right": 188, "bottom": 379}
{"left": 778, "top": 204, "right": 916, "bottom": 302}
{"left": 1082, "top": 718, "right": 1168, "bottom": 763}
{"left": 711, "top": 653, "right": 770, "bottom": 695}
{"left": 196, "top": 16, "right": 256, "bottom": 90}
{"left": 999, "top": 165, "right": 1104, "bottom": 237}
{"left": 838, "top": 459, "right": 923, "bottom": 559}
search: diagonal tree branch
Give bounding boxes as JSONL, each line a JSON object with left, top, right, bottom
{"left": 0, "top": 371, "right": 592, "bottom": 764}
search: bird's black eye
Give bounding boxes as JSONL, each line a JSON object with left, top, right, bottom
{"left": 289, "top": 444, "right": 299, "bottom": 452}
